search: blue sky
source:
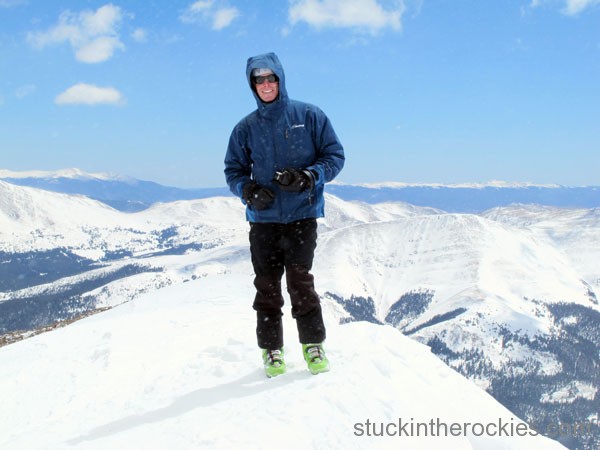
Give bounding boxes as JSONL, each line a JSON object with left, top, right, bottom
{"left": 1, "top": 0, "right": 599, "bottom": 188}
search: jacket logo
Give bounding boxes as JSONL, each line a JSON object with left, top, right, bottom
{"left": 291, "top": 124, "right": 305, "bottom": 129}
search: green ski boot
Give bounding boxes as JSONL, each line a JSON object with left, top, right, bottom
{"left": 302, "top": 343, "right": 330, "bottom": 375}
{"left": 262, "top": 348, "right": 286, "bottom": 378}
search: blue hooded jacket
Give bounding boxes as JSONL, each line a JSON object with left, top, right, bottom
{"left": 224, "top": 52, "right": 345, "bottom": 224}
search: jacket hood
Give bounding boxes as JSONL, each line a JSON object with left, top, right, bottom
{"left": 246, "top": 52, "right": 288, "bottom": 114}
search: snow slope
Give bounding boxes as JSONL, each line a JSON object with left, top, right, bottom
{"left": 0, "top": 267, "right": 565, "bottom": 450}
{"left": 316, "top": 212, "right": 591, "bottom": 318}
{"left": 0, "top": 180, "right": 246, "bottom": 255}
{"left": 314, "top": 211, "right": 598, "bottom": 392}
{"left": 483, "top": 205, "right": 600, "bottom": 300}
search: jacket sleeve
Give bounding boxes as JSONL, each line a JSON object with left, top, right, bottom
{"left": 305, "top": 107, "right": 345, "bottom": 187}
{"left": 224, "top": 124, "right": 252, "bottom": 200}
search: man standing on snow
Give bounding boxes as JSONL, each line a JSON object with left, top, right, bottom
{"left": 224, "top": 52, "right": 345, "bottom": 378}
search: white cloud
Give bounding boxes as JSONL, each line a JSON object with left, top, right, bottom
{"left": 132, "top": 28, "right": 148, "bottom": 43}
{"left": 187, "top": 0, "right": 213, "bottom": 14}
{"left": 0, "top": 0, "right": 26, "bottom": 7}
{"left": 288, "top": 0, "right": 405, "bottom": 34}
{"left": 528, "top": 0, "right": 600, "bottom": 15}
{"left": 180, "top": 0, "right": 240, "bottom": 30}
{"left": 55, "top": 83, "right": 124, "bottom": 106}
{"left": 563, "top": 0, "right": 600, "bottom": 14}
{"left": 15, "top": 84, "right": 36, "bottom": 99}
{"left": 27, "top": 4, "right": 125, "bottom": 63}
{"left": 212, "top": 7, "right": 240, "bottom": 29}
{"left": 77, "top": 35, "right": 124, "bottom": 63}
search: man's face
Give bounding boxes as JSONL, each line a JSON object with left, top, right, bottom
{"left": 254, "top": 74, "right": 279, "bottom": 103}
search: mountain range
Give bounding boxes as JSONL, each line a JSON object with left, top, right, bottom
{"left": 2, "top": 168, "right": 599, "bottom": 212}
{"left": 0, "top": 170, "right": 598, "bottom": 449}
{"left": 0, "top": 168, "right": 229, "bottom": 212}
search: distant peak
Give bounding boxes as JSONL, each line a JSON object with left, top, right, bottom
{"left": 330, "top": 180, "right": 565, "bottom": 189}
{"left": 0, "top": 168, "right": 134, "bottom": 183}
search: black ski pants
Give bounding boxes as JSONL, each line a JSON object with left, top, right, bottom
{"left": 249, "top": 218, "right": 326, "bottom": 349}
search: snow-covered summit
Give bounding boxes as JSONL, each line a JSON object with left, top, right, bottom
{"left": 0, "top": 168, "right": 134, "bottom": 182}
{"left": 0, "top": 270, "right": 566, "bottom": 450}
{"left": 0, "top": 180, "right": 244, "bottom": 254}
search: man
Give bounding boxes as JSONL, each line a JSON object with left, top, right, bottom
{"left": 224, "top": 52, "right": 345, "bottom": 378}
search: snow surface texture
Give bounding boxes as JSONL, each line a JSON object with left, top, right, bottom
{"left": 0, "top": 270, "right": 566, "bottom": 450}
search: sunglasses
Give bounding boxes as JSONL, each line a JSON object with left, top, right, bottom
{"left": 253, "top": 74, "right": 278, "bottom": 85}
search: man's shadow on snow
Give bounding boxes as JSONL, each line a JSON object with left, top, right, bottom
{"left": 68, "top": 369, "right": 306, "bottom": 445}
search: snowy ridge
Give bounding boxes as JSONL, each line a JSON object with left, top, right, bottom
{"left": 1, "top": 168, "right": 564, "bottom": 188}
{"left": 319, "top": 194, "right": 442, "bottom": 230}
{"left": 0, "top": 269, "right": 565, "bottom": 450}
{"left": 0, "top": 180, "right": 245, "bottom": 254}
{"left": 0, "top": 181, "right": 250, "bottom": 318}
{"left": 0, "top": 180, "right": 123, "bottom": 249}
{"left": 4, "top": 168, "right": 600, "bottom": 214}
{"left": 331, "top": 180, "right": 564, "bottom": 189}
{"left": 317, "top": 213, "right": 591, "bottom": 315}
{"left": 0, "top": 168, "right": 133, "bottom": 182}
{"left": 482, "top": 205, "right": 600, "bottom": 299}
{"left": 318, "top": 212, "right": 596, "bottom": 372}
{"left": 0, "top": 169, "right": 232, "bottom": 213}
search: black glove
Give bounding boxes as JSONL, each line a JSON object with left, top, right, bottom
{"left": 242, "top": 182, "right": 275, "bottom": 210}
{"left": 274, "top": 168, "right": 315, "bottom": 192}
